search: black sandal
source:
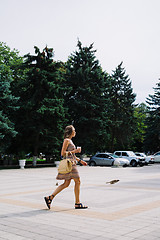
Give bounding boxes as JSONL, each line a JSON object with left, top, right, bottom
{"left": 75, "top": 203, "right": 88, "bottom": 209}
{"left": 44, "top": 195, "right": 54, "bottom": 209}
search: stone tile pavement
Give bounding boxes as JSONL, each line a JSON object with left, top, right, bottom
{"left": 0, "top": 164, "right": 160, "bottom": 239}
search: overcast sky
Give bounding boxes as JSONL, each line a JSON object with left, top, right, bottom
{"left": 1, "top": 0, "right": 160, "bottom": 104}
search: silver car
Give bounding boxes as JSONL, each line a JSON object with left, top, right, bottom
{"left": 153, "top": 151, "right": 160, "bottom": 163}
{"left": 88, "top": 153, "right": 129, "bottom": 167}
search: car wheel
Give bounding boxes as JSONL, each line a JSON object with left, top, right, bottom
{"left": 123, "top": 164, "right": 127, "bottom": 167}
{"left": 131, "top": 160, "right": 137, "bottom": 167}
{"left": 89, "top": 161, "right": 96, "bottom": 166}
{"left": 139, "top": 162, "right": 144, "bottom": 167}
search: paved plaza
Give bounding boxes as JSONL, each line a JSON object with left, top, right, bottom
{"left": 0, "top": 164, "right": 160, "bottom": 240}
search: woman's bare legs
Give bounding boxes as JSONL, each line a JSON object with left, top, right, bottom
{"left": 74, "top": 178, "right": 88, "bottom": 209}
{"left": 73, "top": 178, "right": 81, "bottom": 204}
{"left": 45, "top": 178, "right": 87, "bottom": 209}
{"left": 50, "top": 179, "right": 71, "bottom": 199}
{"left": 52, "top": 179, "right": 71, "bottom": 197}
{"left": 52, "top": 178, "right": 81, "bottom": 204}
{"left": 45, "top": 179, "right": 71, "bottom": 209}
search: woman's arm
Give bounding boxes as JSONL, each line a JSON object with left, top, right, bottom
{"left": 61, "top": 138, "right": 83, "bottom": 158}
{"left": 61, "top": 139, "right": 80, "bottom": 157}
{"left": 76, "top": 157, "right": 88, "bottom": 166}
{"left": 61, "top": 139, "right": 70, "bottom": 157}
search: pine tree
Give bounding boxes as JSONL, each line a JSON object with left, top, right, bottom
{"left": 13, "top": 46, "right": 66, "bottom": 159}
{"left": 0, "top": 42, "right": 21, "bottom": 152}
{"left": 132, "top": 103, "right": 148, "bottom": 151}
{"left": 144, "top": 79, "right": 160, "bottom": 152}
{"left": 109, "top": 62, "right": 136, "bottom": 151}
{"left": 65, "top": 40, "right": 110, "bottom": 154}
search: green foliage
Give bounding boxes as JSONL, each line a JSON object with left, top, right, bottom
{"left": 26, "top": 158, "right": 45, "bottom": 162}
{"left": 1, "top": 41, "right": 158, "bottom": 159}
{"left": 65, "top": 40, "right": 110, "bottom": 154}
{"left": 0, "top": 42, "right": 22, "bottom": 152}
{"left": 132, "top": 103, "right": 148, "bottom": 151}
{"left": 11, "top": 46, "right": 67, "bottom": 159}
{"left": 144, "top": 80, "right": 160, "bottom": 152}
{"left": 108, "top": 62, "right": 136, "bottom": 151}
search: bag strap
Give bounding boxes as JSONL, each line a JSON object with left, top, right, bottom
{"left": 65, "top": 151, "right": 74, "bottom": 159}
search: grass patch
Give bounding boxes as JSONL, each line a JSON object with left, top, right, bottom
{"left": 26, "top": 158, "right": 46, "bottom": 162}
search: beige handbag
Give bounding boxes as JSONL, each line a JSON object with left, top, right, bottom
{"left": 58, "top": 152, "right": 72, "bottom": 174}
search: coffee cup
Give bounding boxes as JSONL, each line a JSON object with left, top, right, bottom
{"left": 77, "top": 146, "right": 81, "bottom": 153}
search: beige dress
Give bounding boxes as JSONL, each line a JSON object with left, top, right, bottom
{"left": 56, "top": 139, "right": 80, "bottom": 180}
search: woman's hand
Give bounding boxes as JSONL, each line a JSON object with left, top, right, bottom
{"left": 80, "top": 160, "right": 87, "bottom": 166}
{"left": 73, "top": 149, "right": 80, "bottom": 154}
{"left": 74, "top": 147, "right": 81, "bottom": 154}
{"left": 77, "top": 146, "right": 81, "bottom": 153}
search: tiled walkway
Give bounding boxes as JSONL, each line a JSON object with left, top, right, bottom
{"left": 0, "top": 164, "right": 160, "bottom": 239}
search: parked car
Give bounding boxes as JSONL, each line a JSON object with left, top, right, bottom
{"left": 153, "top": 151, "right": 160, "bottom": 163}
{"left": 114, "top": 151, "right": 145, "bottom": 167}
{"left": 135, "top": 152, "right": 154, "bottom": 165}
{"left": 88, "top": 153, "right": 130, "bottom": 167}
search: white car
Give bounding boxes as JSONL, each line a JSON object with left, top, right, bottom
{"left": 113, "top": 157, "right": 130, "bottom": 167}
{"left": 135, "top": 152, "right": 154, "bottom": 164}
{"left": 153, "top": 151, "right": 160, "bottom": 163}
{"left": 114, "top": 151, "right": 146, "bottom": 167}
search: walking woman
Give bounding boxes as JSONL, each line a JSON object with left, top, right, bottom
{"left": 44, "top": 125, "right": 88, "bottom": 209}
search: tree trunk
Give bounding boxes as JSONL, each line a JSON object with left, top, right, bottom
{"left": 33, "top": 132, "right": 40, "bottom": 166}
{"left": 110, "top": 129, "right": 115, "bottom": 152}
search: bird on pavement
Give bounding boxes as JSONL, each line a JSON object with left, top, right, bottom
{"left": 106, "top": 179, "right": 120, "bottom": 184}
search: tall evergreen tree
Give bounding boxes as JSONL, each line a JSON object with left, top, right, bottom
{"left": 0, "top": 42, "right": 21, "bottom": 152}
{"left": 132, "top": 103, "right": 148, "bottom": 151}
{"left": 65, "top": 40, "right": 110, "bottom": 154}
{"left": 144, "top": 79, "right": 160, "bottom": 152}
{"left": 13, "top": 46, "right": 67, "bottom": 159}
{"left": 109, "top": 62, "right": 136, "bottom": 151}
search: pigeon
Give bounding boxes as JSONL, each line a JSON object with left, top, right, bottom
{"left": 106, "top": 179, "right": 120, "bottom": 184}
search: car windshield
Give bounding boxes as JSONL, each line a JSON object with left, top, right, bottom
{"left": 141, "top": 153, "right": 146, "bottom": 157}
{"left": 155, "top": 152, "right": 160, "bottom": 156}
{"left": 109, "top": 154, "right": 118, "bottom": 158}
{"left": 127, "top": 151, "right": 136, "bottom": 156}
{"left": 135, "top": 153, "right": 141, "bottom": 156}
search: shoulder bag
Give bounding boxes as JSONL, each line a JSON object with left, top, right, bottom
{"left": 58, "top": 152, "right": 72, "bottom": 174}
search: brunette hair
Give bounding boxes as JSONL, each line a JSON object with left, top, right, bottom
{"left": 64, "top": 125, "right": 74, "bottom": 139}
